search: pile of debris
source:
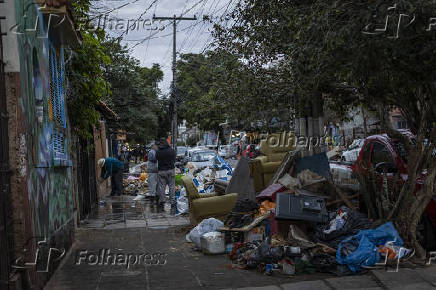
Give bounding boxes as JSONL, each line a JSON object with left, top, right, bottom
{"left": 123, "top": 174, "right": 148, "bottom": 196}
{"left": 184, "top": 150, "right": 414, "bottom": 277}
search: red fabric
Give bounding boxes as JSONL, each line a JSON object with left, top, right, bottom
{"left": 256, "top": 183, "right": 287, "bottom": 202}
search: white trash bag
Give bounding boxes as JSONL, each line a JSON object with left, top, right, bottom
{"left": 186, "top": 218, "right": 224, "bottom": 249}
{"left": 201, "top": 231, "right": 225, "bottom": 254}
{"left": 176, "top": 196, "right": 189, "bottom": 215}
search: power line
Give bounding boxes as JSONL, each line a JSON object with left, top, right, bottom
{"left": 144, "top": 0, "right": 159, "bottom": 60}
{"left": 129, "top": 0, "right": 206, "bottom": 49}
{"left": 89, "top": 0, "right": 142, "bottom": 22}
{"left": 177, "top": 0, "right": 210, "bottom": 54}
{"left": 118, "top": 0, "right": 160, "bottom": 38}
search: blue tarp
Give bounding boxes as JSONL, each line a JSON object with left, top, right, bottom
{"left": 336, "top": 222, "right": 403, "bottom": 272}
{"left": 214, "top": 155, "right": 233, "bottom": 175}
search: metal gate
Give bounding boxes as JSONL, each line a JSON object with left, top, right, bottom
{"left": 0, "top": 14, "right": 11, "bottom": 290}
{"left": 77, "top": 139, "right": 98, "bottom": 219}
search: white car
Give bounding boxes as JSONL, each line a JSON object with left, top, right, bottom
{"left": 189, "top": 150, "right": 217, "bottom": 168}
{"left": 341, "top": 139, "right": 364, "bottom": 163}
{"left": 218, "top": 145, "right": 231, "bottom": 158}
{"left": 184, "top": 147, "right": 207, "bottom": 163}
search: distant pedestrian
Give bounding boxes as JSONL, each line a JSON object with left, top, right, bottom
{"left": 147, "top": 142, "right": 159, "bottom": 205}
{"left": 156, "top": 138, "right": 177, "bottom": 213}
{"left": 98, "top": 157, "right": 124, "bottom": 196}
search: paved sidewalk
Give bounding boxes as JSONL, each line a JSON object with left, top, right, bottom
{"left": 45, "top": 196, "right": 436, "bottom": 290}
{"left": 227, "top": 266, "right": 436, "bottom": 289}
{"left": 80, "top": 195, "right": 190, "bottom": 229}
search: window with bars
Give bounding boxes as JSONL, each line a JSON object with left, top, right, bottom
{"left": 49, "top": 44, "right": 67, "bottom": 161}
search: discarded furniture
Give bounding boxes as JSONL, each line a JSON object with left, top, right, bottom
{"left": 219, "top": 213, "right": 270, "bottom": 243}
{"left": 214, "top": 179, "right": 229, "bottom": 195}
{"left": 182, "top": 176, "right": 238, "bottom": 225}
{"left": 249, "top": 133, "right": 296, "bottom": 193}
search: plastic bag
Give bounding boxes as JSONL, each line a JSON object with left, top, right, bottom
{"left": 214, "top": 155, "right": 233, "bottom": 175}
{"left": 177, "top": 196, "right": 189, "bottom": 214}
{"left": 314, "top": 206, "right": 372, "bottom": 248}
{"left": 201, "top": 232, "right": 225, "bottom": 254}
{"left": 336, "top": 222, "right": 403, "bottom": 272}
{"left": 215, "top": 169, "right": 228, "bottom": 179}
{"left": 186, "top": 218, "right": 224, "bottom": 249}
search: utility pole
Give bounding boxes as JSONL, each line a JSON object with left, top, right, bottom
{"left": 153, "top": 14, "right": 196, "bottom": 151}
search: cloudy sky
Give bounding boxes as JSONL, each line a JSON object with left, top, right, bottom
{"left": 93, "top": 0, "right": 235, "bottom": 94}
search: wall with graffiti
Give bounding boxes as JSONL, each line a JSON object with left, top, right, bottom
{"left": 11, "top": 0, "right": 75, "bottom": 278}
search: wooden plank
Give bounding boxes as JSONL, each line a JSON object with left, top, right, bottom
{"left": 328, "top": 180, "right": 356, "bottom": 209}
{"left": 219, "top": 213, "right": 270, "bottom": 232}
{"left": 269, "top": 150, "right": 300, "bottom": 186}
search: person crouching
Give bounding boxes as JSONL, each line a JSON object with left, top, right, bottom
{"left": 98, "top": 157, "right": 124, "bottom": 196}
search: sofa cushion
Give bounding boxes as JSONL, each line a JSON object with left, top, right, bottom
{"left": 262, "top": 161, "right": 282, "bottom": 173}
{"left": 192, "top": 193, "right": 238, "bottom": 218}
{"left": 182, "top": 176, "right": 201, "bottom": 200}
{"left": 267, "top": 152, "right": 287, "bottom": 163}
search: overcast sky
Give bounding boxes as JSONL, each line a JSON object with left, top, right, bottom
{"left": 94, "top": 0, "right": 235, "bottom": 94}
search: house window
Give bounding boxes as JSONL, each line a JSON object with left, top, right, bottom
{"left": 49, "top": 44, "right": 67, "bottom": 161}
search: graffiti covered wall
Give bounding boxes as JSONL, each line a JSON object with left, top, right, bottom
{"left": 5, "top": 0, "right": 76, "bottom": 286}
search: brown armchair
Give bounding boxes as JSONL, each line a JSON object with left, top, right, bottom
{"left": 249, "top": 133, "right": 296, "bottom": 193}
{"left": 182, "top": 176, "right": 238, "bottom": 225}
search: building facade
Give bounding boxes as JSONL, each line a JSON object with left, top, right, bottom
{"left": 1, "top": 0, "right": 79, "bottom": 288}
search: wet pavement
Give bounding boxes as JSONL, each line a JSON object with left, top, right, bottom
{"left": 79, "top": 195, "right": 190, "bottom": 230}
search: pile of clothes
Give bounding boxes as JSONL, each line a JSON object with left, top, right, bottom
{"left": 224, "top": 199, "right": 260, "bottom": 229}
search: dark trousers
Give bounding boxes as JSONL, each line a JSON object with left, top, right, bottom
{"left": 111, "top": 169, "right": 123, "bottom": 196}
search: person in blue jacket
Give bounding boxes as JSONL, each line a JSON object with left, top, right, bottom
{"left": 98, "top": 157, "right": 124, "bottom": 196}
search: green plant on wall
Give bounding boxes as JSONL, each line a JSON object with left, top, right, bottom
{"left": 66, "top": 0, "right": 111, "bottom": 140}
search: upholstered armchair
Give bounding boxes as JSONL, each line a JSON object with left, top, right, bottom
{"left": 249, "top": 133, "right": 296, "bottom": 193}
{"left": 182, "top": 176, "right": 238, "bottom": 225}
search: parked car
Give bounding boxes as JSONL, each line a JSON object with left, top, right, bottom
{"left": 184, "top": 147, "right": 206, "bottom": 163}
{"left": 218, "top": 145, "right": 231, "bottom": 158}
{"left": 189, "top": 150, "right": 217, "bottom": 168}
{"left": 353, "top": 133, "right": 436, "bottom": 249}
{"left": 341, "top": 139, "right": 364, "bottom": 163}
{"left": 177, "top": 146, "right": 188, "bottom": 162}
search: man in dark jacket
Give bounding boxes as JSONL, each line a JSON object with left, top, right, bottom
{"left": 98, "top": 157, "right": 124, "bottom": 196}
{"left": 156, "top": 138, "right": 177, "bottom": 213}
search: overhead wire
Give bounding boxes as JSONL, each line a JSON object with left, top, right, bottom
{"left": 129, "top": 0, "right": 205, "bottom": 49}
{"left": 176, "top": 0, "right": 209, "bottom": 54}
{"left": 199, "top": 0, "right": 235, "bottom": 54}
{"left": 144, "top": 0, "right": 160, "bottom": 60}
{"left": 118, "top": 0, "right": 160, "bottom": 38}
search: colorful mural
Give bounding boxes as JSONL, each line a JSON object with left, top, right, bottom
{"left": 14, "top": 0, "right": 74, "bottom": 247}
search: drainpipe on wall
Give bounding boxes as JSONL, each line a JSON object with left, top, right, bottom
{"left": 0, "top": 13, "right": 11, "bottom": 290}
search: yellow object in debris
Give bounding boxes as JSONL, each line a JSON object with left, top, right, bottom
{"left": 139, "top": 172, "right": 148, "bottom": 181}
{"left": 259, "top": 200, "right": 276, "bottom": 215}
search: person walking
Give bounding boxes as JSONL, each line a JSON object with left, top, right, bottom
{"left": 156, "top": 138, "right": 177, "bottom": 214}
{"left": 98, "top": 157, "right": 124, "bottom": 196}
{"left": 147, "top": 142, "right": 159, "bottom": 205}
